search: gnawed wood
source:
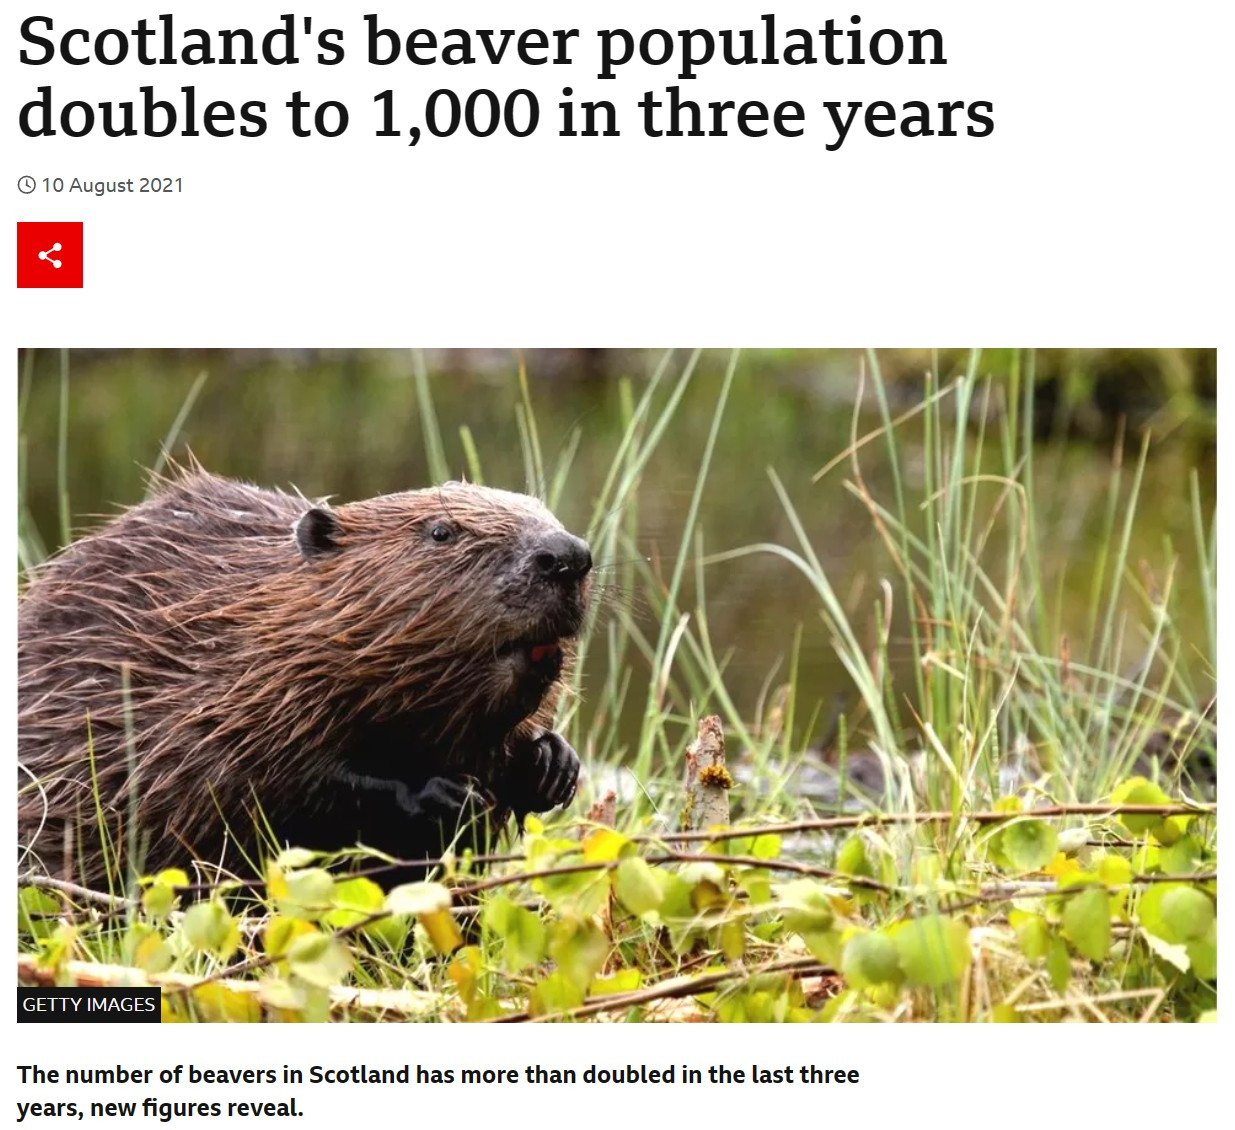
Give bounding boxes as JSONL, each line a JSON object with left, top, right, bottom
{"left": 682, "top": 715, "right": 733, "bottom": 832}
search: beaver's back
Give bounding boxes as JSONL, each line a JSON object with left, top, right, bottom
{"left": 21, "top": 473, "right": 309, "bottom": 625}
{"left": 19, "top": 473, "right": 315, "bottom": 752}
{"left": 17, "top": 473, "right": 321, "bottom": 876}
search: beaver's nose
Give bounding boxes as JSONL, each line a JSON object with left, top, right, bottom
{"left": 532, "top": 532, "right": 592, "bottom": 581}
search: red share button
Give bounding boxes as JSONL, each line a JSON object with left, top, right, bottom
{"left": 17, "top": 222, "right": 84, "bottom": 288}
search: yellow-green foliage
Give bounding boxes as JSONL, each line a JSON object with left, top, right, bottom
{"left": 17, "top": 775, "right": 1215, "bottom": 1023}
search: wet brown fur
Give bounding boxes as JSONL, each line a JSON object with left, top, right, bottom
{"left": 18, "top": 467, "right": 590, "bottom": 884}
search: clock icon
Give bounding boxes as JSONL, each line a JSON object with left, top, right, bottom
{"left": 18, "top": 176, "right": 37, "bottom": 195}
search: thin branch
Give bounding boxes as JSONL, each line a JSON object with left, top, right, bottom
{"left": 941, "top": 872, "right": 1217, "bottom": 914}
{"left": 18, "top": 871, "right": 133, "bottom": 910}
{"left": 496, "top": 956, "right": 835, "bottom": 1023}
{"left": 639, "top": 803, "right": 1215, "bottom": 845}
{"left": 452, "top": 850, "right": 899, "bottom": 897}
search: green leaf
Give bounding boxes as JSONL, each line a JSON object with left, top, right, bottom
{"left": 1139, "top": 881, "right": 1217, "bottom": 978}
{"left": 1140, "top": 881, "right": 1218, "bottom": 978}
{"left": 1186, "top": 936, "right": 1217, "bottom": 980}
{"left": 183, "top": 901, "right": 237, "bottom": 956}
{"left": 1158, "top": 835, "right": 1205, "bottom": 874}
{"left": 1096, "top": 853, "right": 1133, "bottom": 888}
{"left": 286, "top": 932, "right": 351, "bottom": 987}
{"left": 651, "top": 869, "right": 695, "bottom": 922}
{"left": 679, "top": 861, "right": 727, "bottom": 889}
{"left": 719, "top": 916, "right": 746, "bottom": 961}
{"left": 1153, "top": 815, "right": 1186, "bottom": 847}
{"left": 18, "top": 888, "right": 62, "bottom": 940}
{"left": 323, "top": 876, "right": 386, "bottom": 931}
{"left": 259, "top": 977, "right": 307, "bottom": 1011}
{"left": 1062, "top": 888, "right": 1111, "bottom": 962}
{"left": 613, "top": 857, "right": 664, "bottom": 916}
{"left": 125, "top": 925, "right": 173, "bottom": 974}
{"left": 1111, "top": 777, "right": 1170, "bottom": 834}
{"left": 534, "top": 865, "right": 611, "bottom": 918}
{"left": 750, "top": 834, "right": 783, "bottom": 860}
{"left": 892, "top": 915, "right": 970, "bottom": 988}
{"left": 548, "top": 918, "right": 608, "bottom": 991}
{"left": 483, "top": 897, "right": 546, "bottom": 971}
{"left": 141, "top": 880, "right": 178, "bottom": 920}
{"left": 151, "top": 868, "right": 190, "bottom": 888}
{"left": 836, "top": 835, "right": 872, "bottom": 878}
{"left": 842, "top": 931, "right": 903, "bottom": 990}
{"left": 581, "top": 827, "right": 630, "bottom": 863}
{"left": 264, "top": 915, "right": 316, "bottom": 959}
{"left": 778, "top": 880, "right": 836, "bottom": 935}
{"left": 1045, "top": 935, "right": 1071, "bottom": 992}
{"left": 275, "top": 847, "right": 320, "bottom": 869}
{"left": 689, "top": 877, "right": 728, "bottom": 913}
{"left": 1010, "top": 910, "right": 1049, "bottom": 961}
{"left": 278, "top": 868, "right": 335, "bottom": 919}
{"left": 737, "top": 868, "right": 772, "bottom": 906}
{"left": 589, "top": 969, "right": 642, "bottom": 996}
{"left": 800, "top": 928, "right": 843, "bottom": 967}
{"left": 1159, "top": 887, "right": 1215, "bottom": 942}
{"left": 1002, "top": 820, "right": 1059, "bottom": 872}
{"left": 364, "top": 915, "right": 410, "bottom": 951}
{"left": 529, "top": 971, "right": 586, "bottom": 1017}
{"left": 190, "top": 983, "right": 264, "bottom": 1023}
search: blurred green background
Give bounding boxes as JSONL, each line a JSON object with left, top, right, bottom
{"left": 16, "top": 347, "right": 1216, "bottom": 755}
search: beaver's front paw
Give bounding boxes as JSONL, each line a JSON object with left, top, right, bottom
{"left": 414, "top": 776, "right": 496, "bottom": 826}
{"left": 500, "top": 731, "right": 580, "bottom": 819}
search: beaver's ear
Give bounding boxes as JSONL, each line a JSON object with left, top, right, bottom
{"left": 294, "top": 507, "right": 341, "bottom": 558}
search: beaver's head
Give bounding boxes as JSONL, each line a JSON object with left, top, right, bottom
{"left": 291, "top": 482, "right": 592, "bottom": 735}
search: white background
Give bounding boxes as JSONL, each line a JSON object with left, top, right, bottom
{"left": 4, "top": 0, "right": 1229, "bottom": 1121}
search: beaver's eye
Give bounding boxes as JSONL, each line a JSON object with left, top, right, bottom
{"left": 430, "top": 523, "right": 456, "bottom": 544}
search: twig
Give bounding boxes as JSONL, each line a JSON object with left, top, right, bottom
{"left": 452, "top": 850, "right": 898, "bottom": 898}
{"left": 639, "top": 803, "right": 1215, "bottom": 845}
{"left": 18, "top": 871, "right": 132, "bottom": 910}
{"left": 496, "top": 956, "right": 835, "bottom": 1023}
{"left": 19, "top": 805, "right": 1213, "bottom": 901}
{"left": 941, "top": 872, "right": 1217, "bottom": 914}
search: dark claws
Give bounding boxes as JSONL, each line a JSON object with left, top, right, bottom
{"left": 500, "top": 730, "right": 580, "bottom": 819}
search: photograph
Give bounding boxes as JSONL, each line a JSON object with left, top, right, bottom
{"left": 16, "top": 347, "right": 1218, "bottom": 1023}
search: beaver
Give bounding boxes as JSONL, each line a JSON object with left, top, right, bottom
{"left": 18, "top": 468, "right": 592, "bottom": 888}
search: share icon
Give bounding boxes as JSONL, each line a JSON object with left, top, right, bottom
{"left": 17, "top": 222, "right": 84, "bottom": 287}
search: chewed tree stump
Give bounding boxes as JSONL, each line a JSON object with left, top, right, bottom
{"left": 682, "top": 715, "right": 733, "bottom": 831}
